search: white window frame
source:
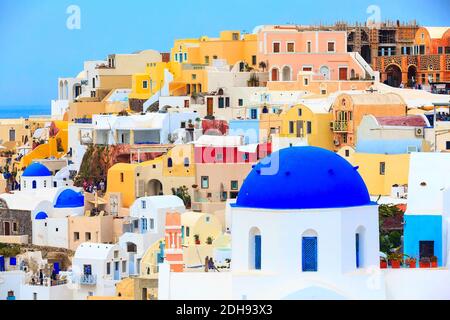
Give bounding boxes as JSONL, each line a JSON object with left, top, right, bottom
{"left": 327, "top": 41, "right": 336, "bottom": 53}
{"left": 286, "top": 41, "right": 295, "bottom": 53}
{"left": 272, "top": 41, "right": 281, "bottom": 53}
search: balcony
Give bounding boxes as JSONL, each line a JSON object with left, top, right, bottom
{"left": 333, "top": 121, "right": 349, "bottom": 132}
{"left": 79, "top": 274, "right": 97, "bottom": 285}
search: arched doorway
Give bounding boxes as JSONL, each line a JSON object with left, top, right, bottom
{"left": 146, "top": 179, "right": 163, "bottom": 196}
{"left": 385, "top": 64, "right": 402, "bottom": 88}
{"left": 282, "top": 66, "right": 292, "bottom": 81}
{"left": 126, "top": 242, "right": 138, "bottom": 275}
{"left": 249, "top": 227, "right": 261, "bottom": 270}
{"left": 407, "top": 65, "right": 417, "bottom": 88}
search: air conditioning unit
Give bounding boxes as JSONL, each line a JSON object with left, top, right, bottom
{"left": 415, "top": 127, "right": 424, "bottom": 137}
{"left": 407, "top": 146, "right": 418, "bottom": 153}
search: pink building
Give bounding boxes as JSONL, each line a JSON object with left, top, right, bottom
{"left": 256, "top": 26, "right": 371, "bottom": 83}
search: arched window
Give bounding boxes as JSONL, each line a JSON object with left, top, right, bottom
{"left": 302, "top": 229, "right": 318, "bottom": 272}
{"left": 249, "top": 227, "right": 261, "bottom": 270}
{"left": 271, "top": 68, "right": 279, "bottom": 81}
{"left": 32, "top": 180, "right": 37, "bottom": 189}
{"left": 350, "top": 69, "right": 356, "bottom": 79}
{"left": 282, "top": 66, "right": 292, "bottom": 81}
{"left": 320, "top": 66, "right": 330, "bottom": 80}
{"left": 356, "top": 226, "right": 365, "bottom": 269}
{"left": 184, "top": 157, "right": 190, "bottom": 167}
{"left": 167, "top": 158, "right": 173, "bottom": 168}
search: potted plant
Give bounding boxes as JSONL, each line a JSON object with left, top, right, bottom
{"left": 380, "top": 258, "right": 388, "bottom": 269}
{"left": 388, "top": 253, "right": 402, "bottom": 269}
{"left": 206, "top": 237, "right": 213, "bottom": 245}
{"left": 430, "top": 256, "right": 438, "bottom": 268}
{"left": 419, "top": 257, "right": 431, "bottom": 268}
{"left": 405, "top": 256, "right": 417, "bottom": 268}
{"left": 194, "top": 234, "right": 200, "bottom": 245}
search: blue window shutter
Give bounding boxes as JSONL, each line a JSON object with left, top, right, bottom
{"left": 302, "top": 237, "right": 318, "bottom": 272}
{"left": 10, "top": 257, "right": 17, "bottom": 266}
{"left": 255, "top": 235, "right": 261, "bottom": 270}
{"left": 0, "top": 256, "right": 5, "bottom": 271}
{"left": 356, "top": 234, "right": 360, "bottom": 268}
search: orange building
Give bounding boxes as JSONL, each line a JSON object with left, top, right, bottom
{"left": 331, "top": 92, "right": 407, "bottom": 150}
{"left": 374, "top": 27, "right": 450, "bottom": 87}
{"left": 165, "top": 211, "right": 184, "bottom": 272}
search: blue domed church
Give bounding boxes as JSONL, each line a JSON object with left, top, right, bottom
{"left": 159, "top": 147, "right": 385, "bottom": 300}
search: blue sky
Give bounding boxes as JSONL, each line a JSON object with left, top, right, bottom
{"left": 0, "top": 0, "right": 449, "bottom": 106}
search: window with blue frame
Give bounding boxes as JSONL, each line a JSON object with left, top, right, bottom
{"left": 251, "top": 109, "right": 258, "bottom": 119}
{"left": 32, "top": 180, "right": 37, "bottom": 189}
{"left": 167, "top": 158, "right": 173, "bottom": 168}
{"left": 141, "top": 200, "right": 146, "bottom": 209}
{"left": 302, "top": 236, "right": 318, "bottom": 272}
{"left": 141, "top": 218, "right": 148, "bottom": 232}
{"left": 254, "top": 235, "right": 262, "bottom": 270}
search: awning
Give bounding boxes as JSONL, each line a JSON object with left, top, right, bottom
{"left": 88, "top": 197, "right": 107, "bottom": 205}
{"left": 237, "top": 143, "right": 259, "bottom": 153}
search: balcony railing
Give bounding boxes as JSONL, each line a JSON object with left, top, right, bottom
{"left": 79, "top": 274, "right": 97, "bottom": 285}
{"left": 333, "top": 121, "right": 349, "bottom": 132}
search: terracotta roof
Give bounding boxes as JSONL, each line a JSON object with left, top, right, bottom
{"left": 375, "top": 115, "right": 427, "bottom": 127}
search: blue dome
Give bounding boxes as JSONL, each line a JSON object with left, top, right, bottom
{"left": 54, "top": 189, "right": 84, "bottom": 208}
{"left": 35, "top": 212, "right": 48, "bottom": 220}
{"left": 235, "top": 147, "right": 371, "bottom": 210}
{"left": 22, "top": 163, "right": 52, "bottom": 177}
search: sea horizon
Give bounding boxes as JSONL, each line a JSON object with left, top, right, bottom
{"left": 0, "top": 105, "right": 51, "bottom": 119}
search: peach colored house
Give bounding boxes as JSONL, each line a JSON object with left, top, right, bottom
{"left": 256, "top": 25, "right": 374, "bottom": 86}
{"left": 331, "top": 92, "right": 407, "bottom": 151}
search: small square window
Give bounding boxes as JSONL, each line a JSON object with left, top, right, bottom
{"left": 327, "top": 42, "right": 335, "bottom": 52}
{"left": 201, "top": 176, "right": 209, "bottom": 189}
{"left": 273, "top": 42, "right": 280, "bottom": 53}
{"left": 85, "top": 232, "right": 91, "bottom": 241}
{"left": 74, "top": 232, "right": 80, "bottom": 241}
{"left": 238, "top": 99, "right": 244, "bottom": 106}
{"left": 231, "top": 181, "right": 239, "bottom": 190}
{"left": 143, "top": 81, "right": 148, "bottom": 89}
{"left": 287, "top": 42, "right": 295, "bottom": 53}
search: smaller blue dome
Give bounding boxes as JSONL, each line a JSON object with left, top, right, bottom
{"left": 54, "top": 189, "right": 84, "bottom": 208}
{"left": 35, "top": 212, "right": 48, "bottom": 220}
{"left": 22, "top": 163, "right": 52, "bottom": 177}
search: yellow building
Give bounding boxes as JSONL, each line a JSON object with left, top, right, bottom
{"left": 181, "top": 211, "right": 222, "bottom": 246}
{"left": 20, "top": 121, "right": 69, "bottom": 168}
{"left": 268, "top": 103, "right": 333, "bottom": 150}
{"left": 107, "top": 144, "right": 195, "bottom": 208}
{"left": 338, "top": 147, "right": 410, "bottom": 196}
{"left": 129, "top": 31, "right": 258, "bottom": 106}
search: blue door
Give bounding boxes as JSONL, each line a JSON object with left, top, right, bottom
{"left": 254, "top": 235, "right": 261, "bottom": 270}
{"left": 251, "top": 109, "right": 258, "bottom": 120}
{"left": 302, "top": 237, "right": 318, "bottom": 272}
{"left": 356, "top": 234, "right": 360, "bottom": 268}
{"left": 0, "top": 256, "right": 5, "bottom": 272}
{"left": 114, "top": 262, "right": 120, "bottom": 280}
{"left": 129, "top": 256, "right": 135, "bottom": 275}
